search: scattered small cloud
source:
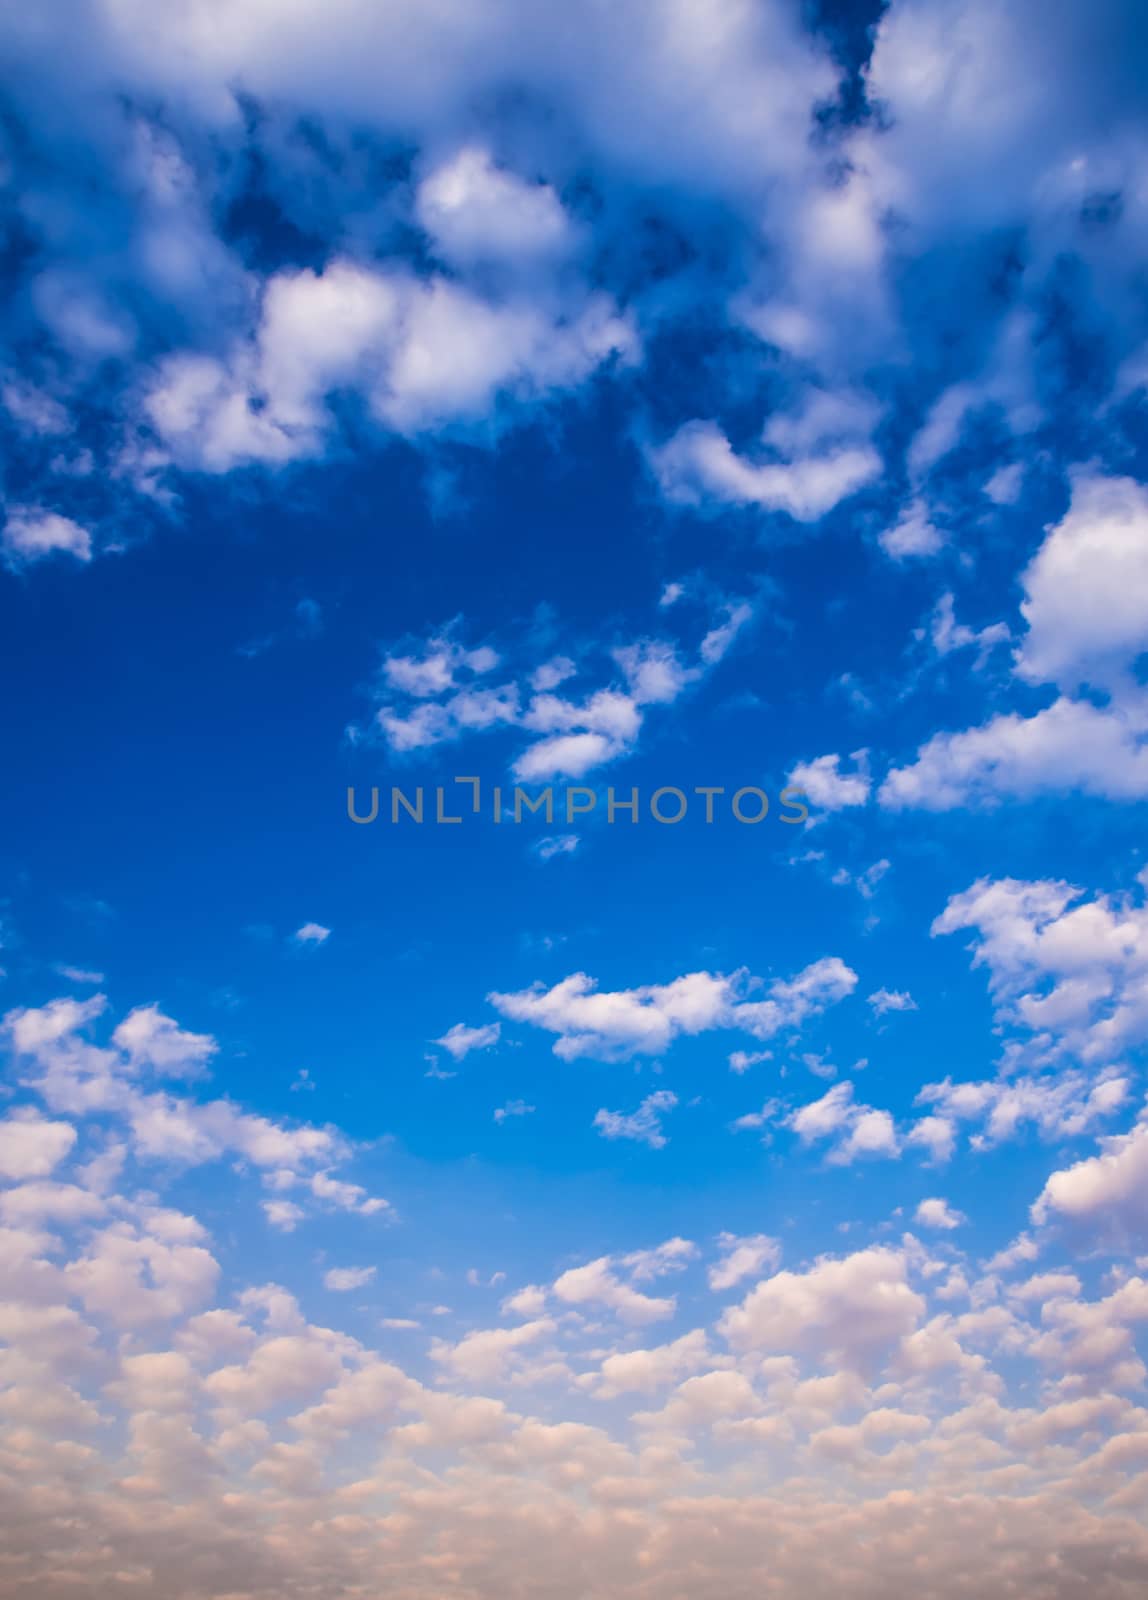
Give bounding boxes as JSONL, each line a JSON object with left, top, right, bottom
{"left": 494, "top": 1099, "right": 535, "bottom": 1123}
{"left": 594, "top": 1090, "right": 678, "bottom": 1150}
{"left": 324, "top": 1266, "right": 377, "bottom": 1292}
{"left": 914, "top": 1198, "right": 967, "bottom": 1231}
{"left": 433, "top": 1021, "right": 501, "bottom": 1060}
{"left": 868, "top": 988, "right": 918, "bottom": 1016}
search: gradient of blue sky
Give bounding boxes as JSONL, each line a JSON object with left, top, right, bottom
{"left": 3, "top": 2, "right": 1148, "bottom": 1595}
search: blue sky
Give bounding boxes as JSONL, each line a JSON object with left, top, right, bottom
{"left": 3, "top": 2, "right": 1148, "bottom": 1595}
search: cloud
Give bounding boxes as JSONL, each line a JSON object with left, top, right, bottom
{"left": 433, "top": 1021, "right": 502, "bottom": 1061}
{"left": 293, "top": 923, "right": 331, "bottom": 946}
{"left": 591, "top": 1329, "right": 714, "bottom": 1398}
{"left": 879, "top": 499, "right": 942, "bottom": 559}
{"left": 1033, "top": 1116, "right": 1148, "bottom": 1246}
{"left": 868, "top": 989, "right": 917, "bottom": 1016}
{"left": 534, "top": 835, "right": 579, "bottom": 861}
{"left": 0, "top": 1180, "right": 106, "bottom": 1226}
{"left": 145, "top": 259, "right": 637, "bottom": 466}
{"left": 53, "top": 966, "right": 105, "bottom": 985}
{"left": 66, "top": 1219, "right": 219, "bottom": 1328}
{"left": 914, "top": 1198, "right": 967, "bottom": 1231}
{"left": 111, "top": 1005, "right": 218, "bottom": 1077}
{"left": 929, "top": 593, "right": 1010, "bottom": 665}
{"left": 786, "top": 752, "right": 871, "bottom": 811}
{"left": 593, "top": 1090, "right": 678, "bottom": 1150}
{"left": 905, "top": 1116, "right": 958, "bottom": 1165}
{"left": 718, "top": 1247, "right": 926, "bottom": 1373}
{"left": 323, "top": 1266, "right": 377, "bottom": 1292}
{"left": 494, "top": 1100, "right": 535, "bottom": 1124}
{"left": 881, "top": 478, "right": 1148, "bottom": 810}
{"left": 1015, "top": 475, "right": 1148, "bottom": 693}
{"left": 364, "top": 602, "right": 748, "bottom": 780}
{"left": 649, "top": 420, "right": 880, "bottom": 523}
{"left": 0, "top": 1110, "right": 77, "bottom": 1180}
{"left": 917, "top": 1069, "right": 1128, "bottom": 1151}
{"left": 551, "top": 1257, "right": 676, "bottom": 1325}
{"left": 788, "top": 1082, "right": 900, "bottom": 1165}
{"left": 931, "top": 870, "right": 1148, "bottom": 1062}
{"left": 262, "top": 1199, "right": 305, "bottom": 1232}
{"left": 2, "top": 995, "right": 386, "bottom": 1224}
{"left": 490, "top": 970, "right": 731, "bottom": 1061}
{"left": 430, "top": 1318, "right": 556, "bottom": 1384}
{"left": 708, "top": 1233, "right": 782, "bottom": 1292}
{"left": 880, "top": 696, "right": 1148, "bottom": 809}
{"left": 416, "top": 146, "right": 571, "bottom": 267}
{"left": 1, "top": 508, "right": 92, "bottom": 567}
{"left": 489, "top": 956, "right": 856, "bottom": 1062}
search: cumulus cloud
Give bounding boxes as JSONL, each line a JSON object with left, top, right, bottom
{"left": 931, "top": 870, "right": 1148, "bottom": 1062}
{"left": 708, "top": 1233, "right": 782, "bottom": 1292}
{"left": 144, "top": 259, "right": 637, "bottom": 468}
{"left": 433, "top": 1021, "right": 502, "bottom": 1061}
{"left": 323, "top": 1266, "right": 377, "bottom": 1292}
{"left": 2, "top": 994, "right": 386, "bottom": 1224}
{"left": 1015, "top": 475, "right": 1148, "bottom": 693}
{"left": 649, "top": 420, "right": 881, "bottom": 523}
{"left": 787, "top": 752, "right": 871, "bottom": 811}
{"left": 1034, "top": 1117, "right": 1148, "bottom": 1246}
{"left": 868, "top": 988, "right": 917, "bottom": 1016}
{"left": 879, "top": 499, "right": 943, "bottom": 559}
{"left": 1, "top": 508, "right": 92, "bottom": 567}
{"left": 718, "top": 1247, "right": 926, "bottom": 1373}
{"left": 111, "top": 1005, "right": 217, "bottom": 1077}
{"left": 363, "top": 600, "right": 750, "bottom": 779}
{"left": 489, "top": 955, "right": 856, "bottom": 1062}
{"left": 431, "top": 1317, "right": 556, "bottom": 1384}
{"left": 551, "top": 1257, "right": 676, "bottom": 1326}
{"left": 915, "top": 1198, "right": 967, "bottom": 1231}
{"left": 788, "top": 1082, "right": 900, "bottom": 1165}
{"left": 416, "top": 146, "right": 571, "bottom": 267}
{"left": 0, "top": 1110, "right": 77, "bottom": 1180}
{"left": 882, "top": 477, "right": 1148, "bottom": 810}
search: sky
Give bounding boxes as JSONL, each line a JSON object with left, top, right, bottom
{"left": 3, "top": 1, "right": 1148, "bottom": 1595}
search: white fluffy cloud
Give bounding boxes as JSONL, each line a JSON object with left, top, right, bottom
{"left": 1034, "top": 1116, "right": 1148, "bottom": 1245}
{"left": 365, "top": 600, "right": 751, "bottom": 780}
{"left": 111, "top": 1005, "right": 217, "bottom": 1076}
{"left": 489, "top": 955, "right": 855, "bottom": 1062}
{"left": 708, "top": 1233, "right": 781, "bottom": 1292}
{"left": 551, "top": 1257, "right": 676, "bottom": 1326}
{"left": 433, "top": 1021, "right": 502, "bottom": 1061}
{"left": 593, "top": 1090, "right": 678, "bottom": 1150}
{"left": 649, "top": 420, "right": 880, "bottom": 523}
{"left": 323, "top": 1266, "right": 377, "bottom": 1292}
{"left": 932, "top": 871, "right": 1148, "bottom": 1062}
{"left": 3, "top": 994, "right": 388, "bottom": 1225}
{"left": 146, "top": 259, "right": 636, "bottom": 469}
{"left": 431, "top": 1317, "right": 556, "bottom": 1384}
{"left": 1, "top": 508, "right": 92, "bottom": 567}
{"left": 881, "top": 696, "right": 1148, "bottom": 809}
{"left": 915, "top": 1198, "right": 966, "bottom": 1231}
{"left": 787, "top": 1082, "right": 900, "bottom": 1165}
{"left": 416, "top": 146, "right": 571, "bottom": 266}
{"left": 1016, "top": 476, "right": 1148, "bottom": 693}
{"left": 882, "top": 477, "right": 1148, "bottom": 810}
{"left": 718, "top": 1247, "right": 926, "bottom": 1373}
{"left": 786, "top": 752, "right": 871, "bottom": 811}
{"left": 0, "top": 1110, "right": 77, "bottom": 1180}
